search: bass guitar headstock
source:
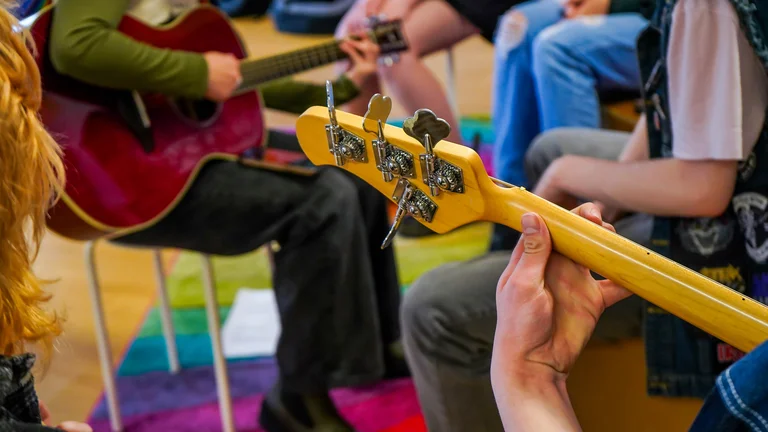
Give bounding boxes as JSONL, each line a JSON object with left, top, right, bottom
{"left": 297, "top": 81, "right": 496, "bottom": 248}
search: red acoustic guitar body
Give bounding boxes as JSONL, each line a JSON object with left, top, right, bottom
{"left": 30, "top": 7, "right": 266, "bottom": 240}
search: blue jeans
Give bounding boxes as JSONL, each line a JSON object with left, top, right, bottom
{"left": 690, "top": 339, "right": 768, "bottom": 431}
{"left": 491, "top": 0, "right": 648, "bottom": 187}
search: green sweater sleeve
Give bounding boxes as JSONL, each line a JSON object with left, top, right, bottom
{"left": 608, "top": 0, "right": 655, "bottom": 20}
{"left": 49, "top": 0, "right": 209, "bottom": 98}
{"left": 258, "top": 74, "right": 360, "bottom": 115}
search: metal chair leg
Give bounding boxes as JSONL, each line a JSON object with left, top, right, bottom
{"left": 84, "top": 241, "right": 123, "bottom": 432}
{"left": 446, "top": 48, "right": 459, "bottom": 119}
{"left": 152, "top": 250, "right": 180, "bottom": 374}
{"left": 200, "top": 254, "right": 235, "bottom": 432}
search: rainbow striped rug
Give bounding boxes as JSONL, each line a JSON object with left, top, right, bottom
{"left": 86, "top": 118, "right": 496, "bottom": 432}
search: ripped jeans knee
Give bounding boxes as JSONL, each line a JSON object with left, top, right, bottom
{"left": 495, "top": 11, "right": 529, "bottom": 55}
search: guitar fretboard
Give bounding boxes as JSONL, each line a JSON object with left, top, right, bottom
{"left": 237, "top": 40, "right": 348, "bottom": 92}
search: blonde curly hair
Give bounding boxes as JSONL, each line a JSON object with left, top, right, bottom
{"left": 0, "top": 0, "right": 65, "bottom": 359}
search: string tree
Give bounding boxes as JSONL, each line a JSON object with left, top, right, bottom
{"left": 325, "top": 80, "right": 367, "bottom": 166}
{"left": 363, "top": 93, "right": 415, "bottom": 182}
{"left": 380, "top": 178, "right": 437, "bottom": 249}
{"left": 402, "top": 109, "right": 465, "bottom": 196}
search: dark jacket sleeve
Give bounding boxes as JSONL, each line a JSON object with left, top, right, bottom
{"left": 258, "top": 74, "right": 360, "bottom": 114}
{"left": 49, "top": 0, "right": 209, "bottom": 98}
{"left": 608, "top": 0, "right": 656, "bottom": 20}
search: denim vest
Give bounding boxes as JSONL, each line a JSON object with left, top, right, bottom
{"left": 639, "top": 0, "right": 768, "bottom": 399}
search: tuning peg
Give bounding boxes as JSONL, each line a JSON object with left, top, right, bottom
{"left": 403, "top": 109, "right": 451, "bottom": 196}
{"left": 403, "top": 109, "right": 451, "bottom": 152}
{"left": 381, "top": 178, "right": 437, "bottom": 249}
{"left": 325, "top": 81, "right": 343, "bottom": 166}
{"left": 403, "top": 109, "right": 464, "bottom": 196}
{"left": 381, "top": 191, "right": 410, "bottom": 249}
{"left": 325, "top": 80, "right": 367, "bottom": 166}
{"left": 363, "top": 93, "right": 392, "bottom": 136}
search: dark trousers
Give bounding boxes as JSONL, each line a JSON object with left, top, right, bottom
{"left": 114, "top": 131, "right": 402, "bottom": 392}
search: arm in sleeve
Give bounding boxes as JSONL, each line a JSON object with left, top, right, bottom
{"left": 258, "top": 74, "right": 360, "bottom": 114}
{"left": 667, "top": 0, "right": 767, "bottom": 161}
{"left": 49, "top": 0, "right": 209, "bottom": 98}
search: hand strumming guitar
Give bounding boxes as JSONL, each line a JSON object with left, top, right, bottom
{"left": 339, "top": 37, "right": 381, "bottom": 88}
{"left": 203, "top": 51, "right": 242, "bottom": 102}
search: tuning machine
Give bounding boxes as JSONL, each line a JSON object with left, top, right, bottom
{"left": 403, "top": 109, "right": 464, "bottom": 196}
{"left": 325, "top": 81, "right": 367, "bottom": 166}
{"left": 363, "top": 93, "right": 415, "bottom": 182}
{"left": 381, "top": 178, "right": 438, "bottom": 249}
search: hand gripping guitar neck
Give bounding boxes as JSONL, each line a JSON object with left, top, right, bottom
{"left": 296, "top": 82, "right": 768, "bottom": 354}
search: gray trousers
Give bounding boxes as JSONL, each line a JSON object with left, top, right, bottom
{"left": 115, "top": 131, "right": 401, "bottom": 393}
{"left": 402, "top": 128, "right": 653, "bottom": 431}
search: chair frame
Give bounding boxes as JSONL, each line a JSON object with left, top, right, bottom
{"left": 84, "top": 241, "right": 234, "bottom": 432}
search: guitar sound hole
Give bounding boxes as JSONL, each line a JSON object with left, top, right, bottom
{"left": 172, "top": 98, "right": 221, "bottom": 126}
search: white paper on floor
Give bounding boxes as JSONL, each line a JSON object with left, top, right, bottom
{"left": 221, "top": 288, "right": 281, "bottom": 359}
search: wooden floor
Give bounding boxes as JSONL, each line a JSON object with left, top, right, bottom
{"left": 35, "top": 15, "right": 703, "bottom": 431}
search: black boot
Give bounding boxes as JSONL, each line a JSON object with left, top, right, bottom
{"left": 259, "top": 382, "right": 356, "bottom": 432}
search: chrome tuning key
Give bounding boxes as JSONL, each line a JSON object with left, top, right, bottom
{"left": 363, "top": 94, "right": 415, "bottom": 182}
{"left": 325, "top": 81, "right": 367, "bottom": 166}
{"left": 381, "top": 178, "right": 438, "bottom": 249}
{"left": 403, "top": 109, "right": 464, "bottom": 196}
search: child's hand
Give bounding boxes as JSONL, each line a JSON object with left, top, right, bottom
{"left": 339, "top": 37, "right": 381, "bottom": 87}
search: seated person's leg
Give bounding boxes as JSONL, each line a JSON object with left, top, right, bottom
{"left": 532, "top": 13, "right": 648, "bottom": 131}
{"left": 490, "top": 11, "right": 647, "bottom": 252}
{"left": 488, "top": 0, "right": 574, "bottom": 252}
{"left": 402, "top": 252, "right": 508, "bottom": 432}
{"left": 492, "top": 0, "right": 565, "bottom": 190}
{"left": 115, "top": 134, "right": 401, "bottom": 431}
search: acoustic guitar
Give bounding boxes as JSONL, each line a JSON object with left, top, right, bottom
{"left": 294, "top": 83, "right": 768, "bottom": 354}
{"left": 24, "top": 5, "right": 407, "bottom": 241}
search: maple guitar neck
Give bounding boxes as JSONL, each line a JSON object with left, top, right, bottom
{"left": 481, "top": 181, "right": 768, "bottom": 353}
{"left": 294, "top": 106, "right": 768, "bottom": 354}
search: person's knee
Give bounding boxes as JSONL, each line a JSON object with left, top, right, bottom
{"left": 309, "top": 170, "right": 362, "bottom": 232}
{"left": 402, "top": 272, "right": 466, "bottom": 346}
{"left": 531, "top": 21, "right": 575, "bottom": 74}
{"left": 402, "top": 268, "right": 489, "bottom": 366}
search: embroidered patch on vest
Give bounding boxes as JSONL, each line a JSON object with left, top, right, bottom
{"left": 699, "top": 265, "right": 746, "bottom": 293}
{"left": 733, "top": 192, "right": 768, "bottom": 263}
{"left": 676, "top": 217, "right": 735, "bottom": 256}
{"left": 717, "top": 343, "right": 746, "bottom": 363}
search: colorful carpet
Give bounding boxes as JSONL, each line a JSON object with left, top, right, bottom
{"left": 86, "top": 116, "right": 495, "bottom": 432}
